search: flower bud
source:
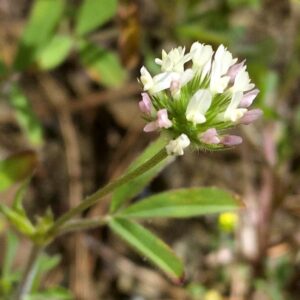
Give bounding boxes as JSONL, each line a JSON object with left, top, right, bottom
{"left": 157, "top": 109, "right": 172, "bottom": 129}
{"left": 221, "top": 135, "right": 243, "bottom": 146}
{"left": 139, "top": 93, "right": 152, "bottom": 114}
{"left": 143, "top": 109, "right": 172, "bottom": 132}
{"left": 238, "top": 109, "right": 263, "bottom": 125}
{"left": 200, "top": 128, "right": 220, "bottom": 144}
{"left": 239, "top": 89, "right": 259, "bottom": 108}
{"left": 227, "top": 60, "right": 245, "bottom": 82}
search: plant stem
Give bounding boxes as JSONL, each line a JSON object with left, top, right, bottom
{"left": 48, "top": 148, "right": 168, "bottom": 236}
{"left": 14, "top": 244, "right": 43, "bottom": 300}
{"left": 58, "top": 217, "right": 108, "bottom": 235}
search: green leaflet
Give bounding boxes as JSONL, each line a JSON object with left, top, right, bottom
{"left": 37, "top": 35, "right": 73, "bottom": 70}
{"left": 14, "top": 0, "right": 66, "bottom": 70}
{"left": 119, "top": 187, "right": 242, "bottom": 219}
{"left": 10, "top": 84, "right": 43, "bottom": 146}
{"left": 109, "top": 218, "right": 184, "bottom": 281}
{"left": 75, "top": 0, "right": 117, "bottom": 36}
{"left": 79, "top": 41, "right": 126, "bottom": 87}
{"left": 0, "top": 151, "right": 37, "bottom": 192}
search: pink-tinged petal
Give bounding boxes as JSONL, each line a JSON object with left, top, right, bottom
{"left": 227, "top": 60, "right": 245, "bottom": 82}
{"left": 239, "top": 89, "right": 259, "bottom": 108}
{"left": 221, "top": 135, "right": 243, "bottom": 146}
{"left": 170, "top": 79, "right": 180, "bottom": 96}
{"left": 143, "top": 121, "right": 158, "bottom": 132}
{"left": 239, "top": 109, "right": 263, "bottom": 125}
{"left": 157, "top": 109, "right": 172, "bottom": 129}
{"left": 139, "top": 93, "right": 152, "bottom": 114}
{"left": 200, "top": 128, "right": 220, "bottom": 144}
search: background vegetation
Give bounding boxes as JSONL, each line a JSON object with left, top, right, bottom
{"left": 1, "top": 0, "right": 300, "bottom": 299}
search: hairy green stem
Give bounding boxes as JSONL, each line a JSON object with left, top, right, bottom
{"left": 58, "top": 217, "right": 108, "bottom": 235}
{"left": 14, "top": 147, "right": 168, "bottom": 300}
{"left": 14, "top": 244, "right": 43, "bottom": 300}
{"left": 48, "top": 148, "right": 168, "bottom": 236}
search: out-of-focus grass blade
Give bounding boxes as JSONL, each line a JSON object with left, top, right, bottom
{"left": 110, "top": 137, "right": 170, "bottom": 213}
{"left": 75, "top": 0, "right": 117, "bottom": 36}
{"left": 37, "top": 35, "right": 73, "bottom": 70}
{"left": 119, "top": 187, "right": 243, "bottom": 219}
{"left": 14, "top": 0, "right": 66, "bottom": 70}
{"left": 79, "top": 41, "right": 126, "bottom": 87}
{"left": 10, "top": 84, "right": 43, "bottom": 146}
{"left": 12, "top": 177, "right": 31, "bottom": 216}
{"left": 109, "top": 218, "right": 184, "bottom": 282}
{"left": 0, "top": 150, "right": 38, "bottom": 192}
{"left": 31, "top": 254, "right": 61, "bottom": 292}
{"left": 227, "top": 0, "right": 260, "bottom": 9}
{"left": 176, "top": 24, "right": 230, "bottom": 45}
{"left": 27, "top": 287, "right": 73, "bottom": 300}
{"left": 0, "top": 58, "right": 7, "bottom": 78}
{"left": 2, "top": 231, "right": 19, "bottom": 279}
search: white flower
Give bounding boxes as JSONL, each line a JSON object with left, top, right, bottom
{"left": 210, "top": 73, "right": 230, "bottom": 94}
{"left": 140, "top": 67, "right": 194, "bottom": 95}
{"left": 231, "top": 66, "right": 255, "bottom": 93}
{"left": 214, "top": 45, "right": 237, "bottom": 75}
{"left": 150, "top": 72, "right": 175, "bottom": 93}
{"left": 155, "top": 47, "right": 191, "bottom": 73}
{"left": 190, "top": 42, "right": 213, "bottom": 74}
{"left": 139, "top": 41, "right": 260, "bottom": 152}
{"left": 224, "top": 92, "right": 247, "bottom": 122}
{"left": 209, "top": 45, "right": 237, "bottom": 94}
{"left": 140, "top": 67, "right": 172, "bottom": 94}
{"left": 186, "top": 89, "right": 212, "bottom": 124}
{"left": 140, "top": 66, "right": 154, "bottom": 91}
{"left": 166, "top": 134, "right": 190, "bottom": 156}
{"left": 169, "top": 69, "right": 194, "bottom": 97}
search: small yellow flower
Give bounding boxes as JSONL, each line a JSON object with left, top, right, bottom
{"left": 218, "top": 212, "right": 238, "bottom": 232}
{"left": 204, "top": 290, "right": 223, "bottom": 300}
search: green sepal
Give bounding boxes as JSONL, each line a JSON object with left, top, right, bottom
{"left": 0, "top": 204, "right": 35, "bottom": 237}
{"left": 33, "top": 208, "right": 54, "bottom": 244}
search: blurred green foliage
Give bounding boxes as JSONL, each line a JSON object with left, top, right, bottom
{"left": 0, "top": 0, "right": 299, "bottom": 299}
{"left": 0, "top": 0, "right": 127, "bottom": 148}
{"left": 9, "top": 84, "right": 44, "bottom": 146}
{"left": 0, "top": 231, "right": 71, "bottom": 299}
{"left": 14, "top": 0, "right": 66, "bottom": 71}
{"left": 0, "top": 151, "right": 37, "bottom": 192}
{"left": 75, "top": 0, "right": 117, "bottom": 36}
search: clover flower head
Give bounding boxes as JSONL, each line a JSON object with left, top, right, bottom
{"left": 138, "top": 42, "right": 262, "bottom": 156}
